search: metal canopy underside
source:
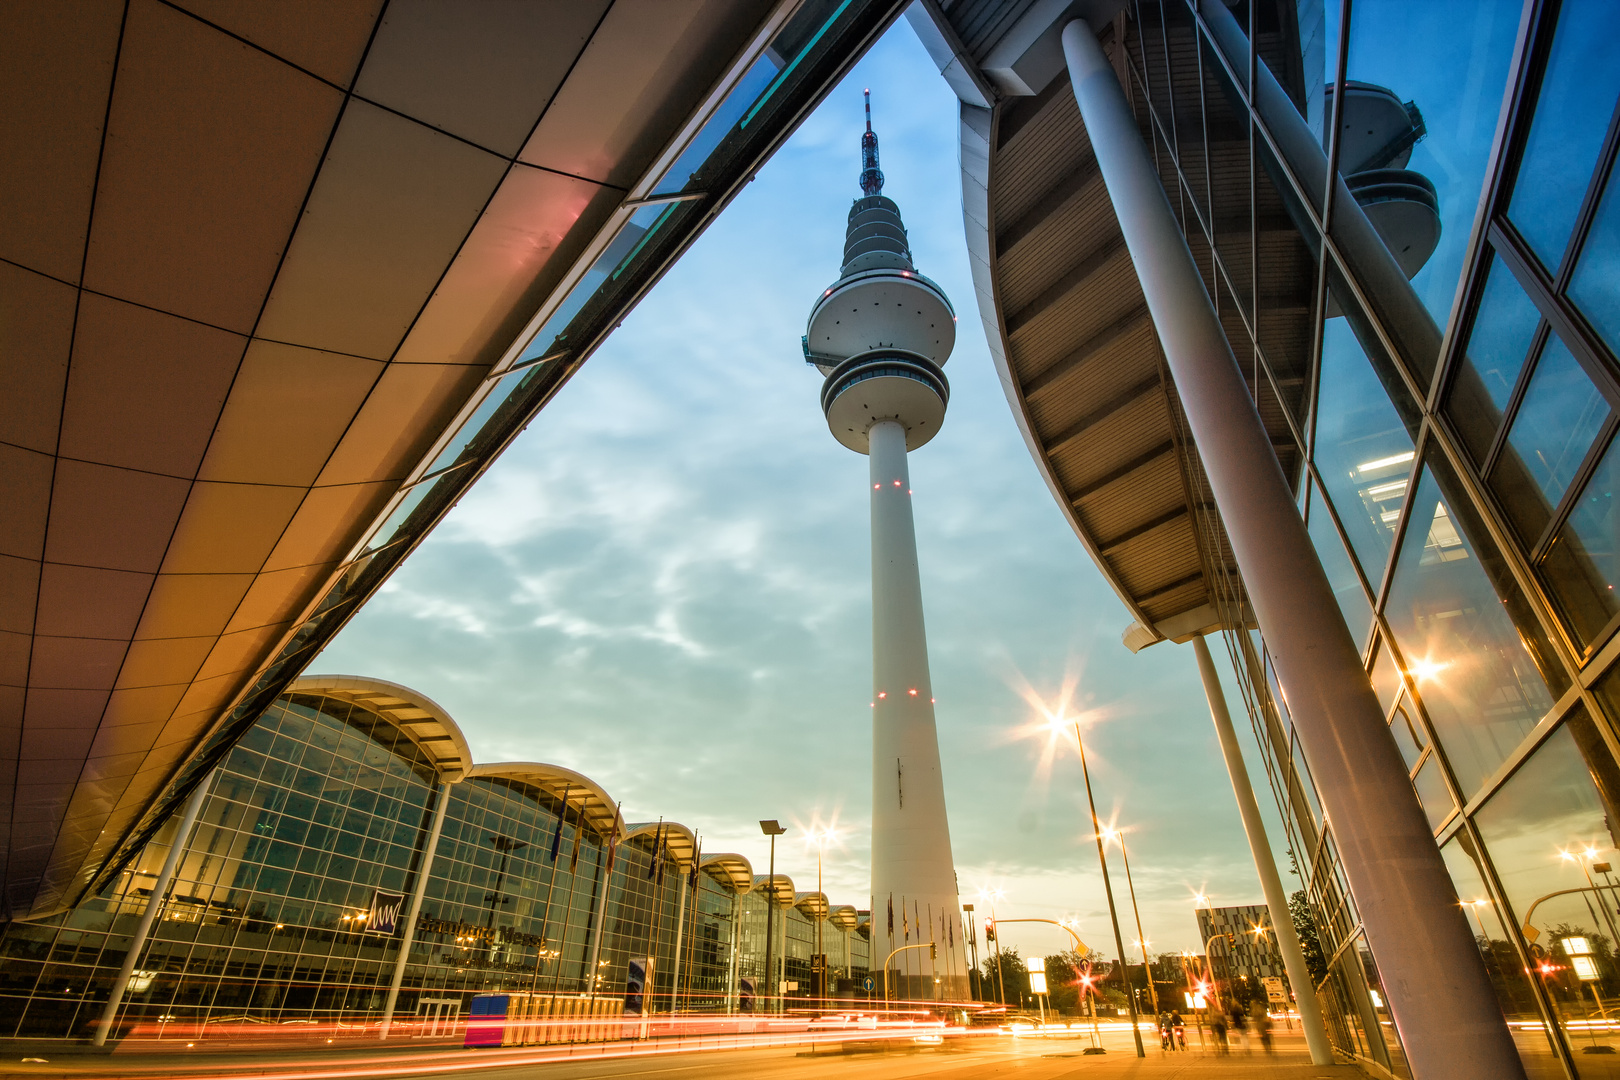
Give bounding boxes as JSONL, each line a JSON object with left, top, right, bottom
{"left": 2, "top": 0, "right": 908, "bottom": 921}
{"left": 940, "top": 1, "right": 1310, "bottom": 645}
{"left": 468, "top": 761, "right": 622, "bottom": 841}
{"left": 289, "top": 674, "right": 471, "bottom": 782}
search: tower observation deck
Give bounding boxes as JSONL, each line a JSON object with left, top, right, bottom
{"left": 805, "top": 93, "right": 966, "bottom": 1001}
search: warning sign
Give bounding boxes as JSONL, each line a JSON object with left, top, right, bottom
{"left": 1262, "top": 976, "right": 1287, "bottom": 1003}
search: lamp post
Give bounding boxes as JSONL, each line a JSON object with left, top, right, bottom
{"left": 1101, "top": 825, "right": 1158, "bottom": 1016}
{"left": 760, "top": 820, "right": 786, "bottom": 1014}
{"left": 979, "top": 888, "right": 1007, "bottom": 1006}
{"left": 1070, "top": 716, "right": 1146, "bottom": 1057}
{"left": 962, "top": 904, "right": 979, "bottom": 1001}
{"left": 807, "top": 825, "right": 838, "bottom": 1003}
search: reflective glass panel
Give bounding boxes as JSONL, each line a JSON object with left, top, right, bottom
{"left": 1345, "top": 0, "right": 1521, "bottom": 324}
{"left": 1390, "top": 697, "right": 1426, "bottom": 771}
{"left": 1383, "top": 465, "right": 1556, "bottom": 797}
{"left": 1308, "top": 484, "right": 1376, "bottom": 649}
{"left": 1370, "top": 640, "right": 1404, "bottom": 715}
{"left": 1440, "top": 834, "right": 1561, "bottom": 1074}
{"left": 1507, "top": 336, "right": 1610, "bottom": 504}
{"left": 1570, "top": 167, "right": 1620, "bottom": 356}
{"left": 1446, "top": 254, "right": 1543, "bottom": 465}
{"left": 1313, "top": 318, "right": 1415, "bottom": 578}
{"left": 1411, "top": 754, "right": 1454, "bottom": 831}
{"left": 1542, "top": 432, "right": 1620, "bottom": 645}
{"left": 1474, "top": 709, "right": 1620, "bottom": 1068}
{"left": 1493, "top": 333, "right": 1611, "bottom": 541}
{"left": 1506, "top": 0, "right": 1620, "bottom": 271}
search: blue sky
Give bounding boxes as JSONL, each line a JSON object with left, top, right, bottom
{"left": 316, "top": 22, "right": 1294, "bottom": 959}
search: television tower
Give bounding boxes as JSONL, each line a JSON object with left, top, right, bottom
{"left": 804, "top": 92, "right": 966, "bottom": 1000}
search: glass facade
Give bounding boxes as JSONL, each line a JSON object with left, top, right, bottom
{"left": 1125, "top": 0, "right": 1620, "bottom": 1076}
{"left": 0, "top": 688, "right": 868, "bottom": 1041}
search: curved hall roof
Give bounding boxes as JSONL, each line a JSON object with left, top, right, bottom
{"left": 830, "top": 905, "right": 861, "bottom": 930}
{"left": 624, "top": 821, "right": 698, "bottom": 870}
{"left": 467, "top": 762, "right": 620, "bottom": 839}
{"left": 699, "top": 853, "right": 755, "bottom": 893}
{"left": 289, "top": 675, "right": 470, "bottom": 782}
{"left": 753, "top": 874, "right": 796, "bottom": 905}
{"left": 6, "top": 0, "right": 910, "bottom": 922}
{"left": 794, "top": 891, "right": 830, "bottom": 919}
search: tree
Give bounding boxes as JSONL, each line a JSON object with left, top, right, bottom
{"left": 1042, "top": 948, "right": 1109, "bottom": 1015}
{"left": 1291, "top": 890, "right": 1328, "bottom": 984}
{"left": 981, "top": 946, "right": 1028, "bottom": 1005}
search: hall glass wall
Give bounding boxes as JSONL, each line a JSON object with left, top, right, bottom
{"left": 0, "top": 690, "right": 786, "bottom": 1039}
{"left": 1128, "top": 1, "right": 1620, "bottom": 1077}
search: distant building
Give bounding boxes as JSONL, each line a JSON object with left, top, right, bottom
{"left": 1196, "top": 905, "right": 1286, "bottom": 983}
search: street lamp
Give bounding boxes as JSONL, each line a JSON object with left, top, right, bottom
{"left": 1101, "top": 824, "right": 1158, "bottom": 1015}
{"left": 1065, "top": 713, "right": 1146, "bottom": 1057}
{"left": 760, "top": 820, "right": 787, "bottom": 1014}
{"left": 978, "top": 887, "right": 1007, "bottom": 1006}
{"left": 806, "top": 824, "right": 838, "bottom": 1002}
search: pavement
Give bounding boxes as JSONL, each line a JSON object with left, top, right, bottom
{"left": 0, "top": 1031, "right": 1369, "bottom": 1080}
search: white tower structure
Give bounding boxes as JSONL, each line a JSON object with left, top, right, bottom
{"left": 805, "top": 94, "right": 966, "bottom": 1001}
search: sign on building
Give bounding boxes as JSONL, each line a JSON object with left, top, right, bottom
{"left": 1262, "top": 976, "right": 1287, "bottom": 1003}
{"left": 367, "top": 890, "right": 405, "bottom": 935}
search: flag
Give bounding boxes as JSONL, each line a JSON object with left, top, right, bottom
{"left": 689, "top": 840, "right": 701, "bottom": 889}
{"left": 887, "top": 895, "right": 894, "bottom": 937}
{"left": 647, "top": 819, "right": 662, "bottom": 879}
{"left": 568, "top": 796, "right": 582, "bottom": 873}
{"left": 903, "top": 903, "right": 909, "bottom": 942}
{"left": 656, "top": 823, "right": 667, "bottom": 885}
{"left": 603, "top": 804, "right": 623, "bottom": 879}
{"left": 550, "top": 783, "right": 571, "bottom": 862}
{"left": 949, "top": 915, "right": 954, "bottom": 948}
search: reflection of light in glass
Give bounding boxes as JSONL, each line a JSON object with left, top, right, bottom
{"left": 1366, "top": 480, "right": 1409, "bottom": 498}
{"left": 1369, "top": 989, "right": 1385, "bottom": 1008}
{"left": 1573, "top": 956, "right": 1601, "bottom": 981}
{"left": 1358, "top": 451, "right": 1416, "bottom": 474}
{"left": 1421, "top": 503, "right": 1470, "bottom": 563}
{"left": 1409, "top": 657, "right": 1450, "bottom": 684}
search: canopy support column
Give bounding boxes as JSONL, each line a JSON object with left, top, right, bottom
{"left": 1061, "top": 19, "right": 1521, "bottom": 1080}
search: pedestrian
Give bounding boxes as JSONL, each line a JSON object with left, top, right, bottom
{"left": 1229, "top": 1002, "right": 1248, "bottom": 1053}
{"left": 1259, "top": 1008, "right": 1274, "bottom": 1054}
{"left": 1211, "top": 1010, "right": 1228, "bottom": 1054}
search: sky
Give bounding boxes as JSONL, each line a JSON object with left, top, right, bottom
{"left": 315, "top": 21, "right": 1301, "bottom": 961}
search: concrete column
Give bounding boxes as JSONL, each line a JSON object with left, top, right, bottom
{"left": 1062, "top": 20, "right": 1521, "bottom": 1079}
{"left": 585, "top": 837, "right": 613, "bottom": 999}
{"left": 93, "top": 769, "right": 215, "bottom": 1046}
{"left": 669, "top": 872, "right": 688, "bottom": 1014}
{"left": 867, "top": 419, "right": 967, "bottom": 999}
{"left": 1194, "top": 635, "right": 1333, "bottom": 1064}
{"left": 726, "top": 891, "right": 741, "bottom": 1013}
{"left": 379, "top": 780, "right": 451, "bottom": 1039}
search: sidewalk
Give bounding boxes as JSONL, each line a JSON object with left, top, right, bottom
{"left": 0, "top": 1033, "right": 1372, "bottom": 1080}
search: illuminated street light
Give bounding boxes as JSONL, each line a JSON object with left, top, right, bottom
{"left": 1053, "top": 709, "right": 1146, "bottom": 1058}
{"left": 1100, "top": 824, "right": 1159, "bottom": 1015}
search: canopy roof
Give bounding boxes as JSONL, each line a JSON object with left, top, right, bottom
{"left": 699, "top": 853, "right": 755, "bottom": 893}
{"left": 4, "top": 0, "right": 907, "bottom": 921}
{"left": 288, "top": 675, "right": 470, "bottom": 781}
{"left": 468, "top": 762, "right": 621, "bottom": 840}
{"left": 911, "top": 1, "right": 1306, "bottom": 652}
{"left": 753, "top": 874, "right": 796, "bottom": 905}
{"left": 624, "top": 821, "right": 698, "bottom": 870}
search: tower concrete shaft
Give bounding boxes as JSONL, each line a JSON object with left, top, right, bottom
{"left": 868, "top": 420, "right": 966, "bottom": 999}
{"left": 805, "top": 97, "right": 965, "bottom": 1001}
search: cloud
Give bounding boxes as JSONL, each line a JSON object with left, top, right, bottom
{"left": 316, "top": 25, "right": 1279, "bottom": 953}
